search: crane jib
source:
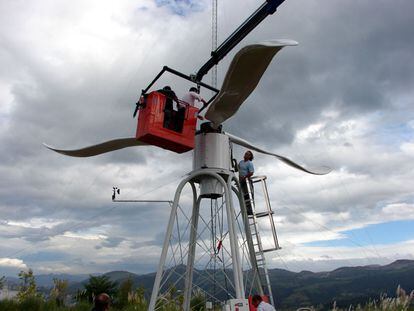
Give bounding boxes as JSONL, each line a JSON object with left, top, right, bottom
{"left": 195, "top": 0, "right": 287, "bottom": 82}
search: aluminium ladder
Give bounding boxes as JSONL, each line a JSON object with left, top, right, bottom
{"left": 244, "top": 175, "right": 280, "bottom": 306}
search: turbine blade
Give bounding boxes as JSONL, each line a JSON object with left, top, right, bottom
{"left": 226, "top": 132, "right": 331, "bottom": 175}
{"left": 44, "top": 138, "right": 147, "bottom": 157}
{"left": 205, "top": 40, "right": 298, "bottom": 125}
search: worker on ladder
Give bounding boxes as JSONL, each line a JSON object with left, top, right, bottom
{"left": 239, "top": 150, "right": 255, "bottom": 216}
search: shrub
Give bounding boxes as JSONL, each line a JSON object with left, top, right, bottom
{"left": 0, "top": 299, "right": 20, "bottom": 311}
{"left": 19, "top": 295, "right": 43, "bottom": 311}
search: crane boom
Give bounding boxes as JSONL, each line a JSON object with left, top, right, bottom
{"left": 195, "top": 0, "right": 286, "bottom": 82}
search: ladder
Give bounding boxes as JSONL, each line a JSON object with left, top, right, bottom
{"left": 244, "top": 175, "right": 280, "bottom": 306}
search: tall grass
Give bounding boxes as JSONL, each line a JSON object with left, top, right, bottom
{"left": 0, "top": 286, "right": 412, "bottom": 310}
{"left": 330, "top": 285, "right": 414, "bottom": 311}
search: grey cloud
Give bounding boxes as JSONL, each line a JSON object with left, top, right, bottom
{"left": 224, "top": 0, "right": 414, "bottom": 149}
{"left": 0, "top": 219, "right": 102, "bottom": 244}
{"left": 130, "top": 240, "right": 155, "bottom": 249}
{"left": 95, "top": 236, "right": 124, "bottom": 249}
{"left": 21, "top": 250, "right": 68, "bottom": 263}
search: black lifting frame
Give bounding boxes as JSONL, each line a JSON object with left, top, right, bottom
{"left": 142, "top": 66, "right": 220, "bottom": 101}
{"left": 133, "top": 66, "right": 220, "bottom": 118}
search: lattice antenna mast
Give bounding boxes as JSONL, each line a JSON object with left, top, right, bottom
{"left": 211, "top": 0, "right": 218, "bottom": 89}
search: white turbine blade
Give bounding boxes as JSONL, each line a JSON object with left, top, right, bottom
{"left": 205, "top": 40, "right": 298, "bottom": 125}
{"left": 43, "top": 137, "right": 147, "bottom": 157}
{"left": 226, "top": 132, "right": 331, "bottom": 175}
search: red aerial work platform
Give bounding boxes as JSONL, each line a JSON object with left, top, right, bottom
{"left": 136, "top": 91, "right": 199, "bottom": 153}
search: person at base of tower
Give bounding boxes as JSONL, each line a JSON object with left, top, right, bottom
{"left": 252, "top": 295, "right": 275, "bottom": 311}
{"left": 239, "top": 150, "right": 254, "bottom": 216}
{"left": 92, "top": 293, "right": 111, "bottom": 311}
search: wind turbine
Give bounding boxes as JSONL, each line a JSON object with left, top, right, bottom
{"left": 45, "top": 1, "right": 330, "bottom": 310}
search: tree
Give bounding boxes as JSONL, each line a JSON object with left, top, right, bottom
{"left": 84, "top": 275, "right": 118, "bottom": 303}
{"left": 118, "top": 277, "right": 134, "bottom": 308}
{"left": 16, "top": 268, "right": 41, "bottom": 302}
{"left": 132, "top": 285, "right": 146, "bottom": 306}
{"left": 190, "top": 288, "right": 206, "bottom": 311}
{"left": 75, "top": 288, "right": 89, "bottom": 302}
{"left": 0, "top": 275, "right": 5, "bottom": 291}
{"left": 157, "top": 285, "right": 183, "bottom": 310}
{"left": 125, "top": 285, "right": 147, "bottom": 310}
{"left": 49, "top": 278, "right": 68, "bottom": 306}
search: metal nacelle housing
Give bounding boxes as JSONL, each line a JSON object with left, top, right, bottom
{"left": 193, "top": 132, "right": 232, "bottom": 198}
{"left": 193, "top": 132, "right": 231, "bottom": 171}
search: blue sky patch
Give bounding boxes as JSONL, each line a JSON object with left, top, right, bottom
{"left": 154, "top": 0, "right": 206, "bottom": 16}
{"left": 305, "top": 220, "right": 414, "bottom": 247}
{"left": 375, "top": 122, "right": 414, "bottom": 148}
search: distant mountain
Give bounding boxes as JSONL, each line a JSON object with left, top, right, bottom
{"left": 35, "top": 273, "right": 90, "bottom": 287}
{"left": 103, "top": 271, "right": 139, "bottom": 283}
{"left": 3, "top": 273, "right": 92, "bottom": 293}
{"left": 269, "top": 259, "right": 414, "bottom": 309}
{"left": 7, "top": 260, "right": 413, "bottom": 310}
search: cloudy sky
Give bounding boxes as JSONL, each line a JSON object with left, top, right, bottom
{"left": 1, "top": 0, "right": 413, "bottom": 278}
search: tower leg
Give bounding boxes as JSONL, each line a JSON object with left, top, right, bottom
{"left": 148, "top": 176, "right": 197, "bottom": 311}
{"left": 196, "top": 171, "right": 245, "bottom": 298}
{"left": 226, "top": 173, "right": 244, "bottom": 298}
{"left": 183, "top": 196, "right": 202, "bottom": 311}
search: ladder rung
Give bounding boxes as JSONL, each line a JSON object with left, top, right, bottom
{"left": 255, "top": 211, "right": 274, "bottom": 218}
{"left": 262, "top": 247, "right": 281, "bottom": 253}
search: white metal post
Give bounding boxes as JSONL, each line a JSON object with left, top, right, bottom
{"left": 227, "top": 173, "right": 245, "bottom": 297}
{"left": 183, "top": 196, "right": 202, "bottom": 311}
{"left": 148, "top": 176, "right": 197, "bottom": 311}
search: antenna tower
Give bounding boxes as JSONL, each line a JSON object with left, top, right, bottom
{"left": 211, "top": 0, "right": 218, "bottom": 89}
